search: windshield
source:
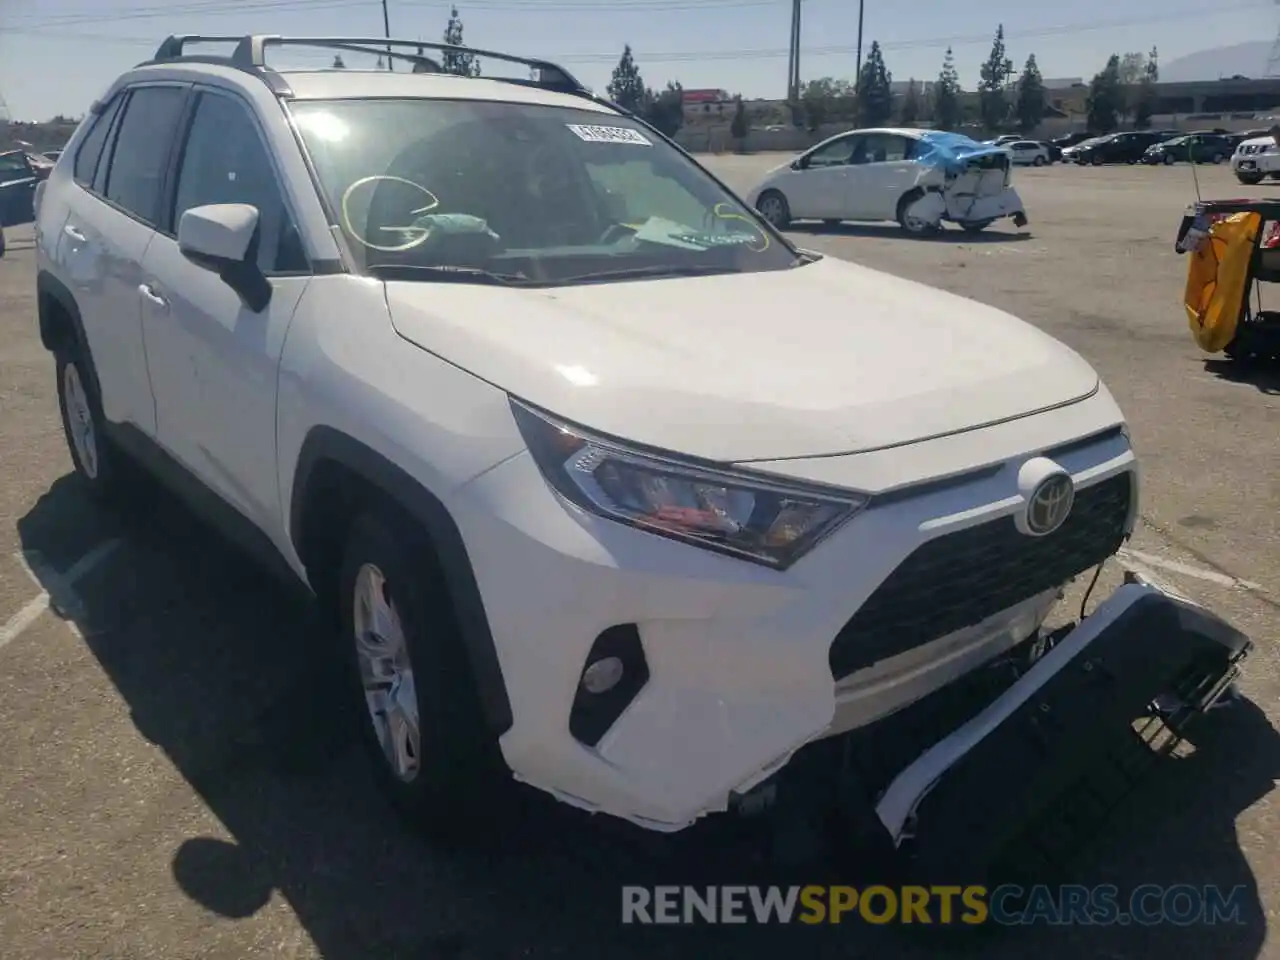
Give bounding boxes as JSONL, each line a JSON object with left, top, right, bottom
{"left": 288, "top": 98, "right": 797, "bottom": 285}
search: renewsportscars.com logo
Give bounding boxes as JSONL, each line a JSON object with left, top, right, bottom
{"left": 621, "top": 884, "right": 1250, "bottom": 926}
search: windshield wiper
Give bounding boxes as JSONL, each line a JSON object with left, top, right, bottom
{"left": 368, "top": 263, "right": 535, "bottom": 285}
{"left": 557, "top": 264, "right": 741, "bottom": 285}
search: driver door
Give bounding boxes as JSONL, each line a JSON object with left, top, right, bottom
{"left": 139, "top": 86, "right": 311, "bottom": 532}
{"left": 789, "top": 134, "right": 862, "bottom": 220}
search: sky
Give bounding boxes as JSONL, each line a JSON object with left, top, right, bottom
{"left": 0, "top": 0, "right": 1271, "bottom": 121}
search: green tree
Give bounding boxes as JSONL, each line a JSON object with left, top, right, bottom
{"left": 899, "top": 78, "right": 921, "bottom": 125}
{"left": 607, "top": 45, "right": 648, "bottom": 114}
{"left": 856, "top": 41, "right": 893, "bottom": 127}
{"left": 934, "top": 46, "right": 962, "bottom": 131}
{"left": 1133, "top": 46, "right": 1159, "bottom": 129}
{"left": 645, "top": 81, "right": 684, "bottom": 137}
{"left": 1087, "top": 54, "right": 1123, "bottom": 134}
{"left": 442, "top": 5, "right": 481, "bottom": 76}
{"left": 730, "top": 95, "right": 749, "bottom": 141}
{"left": 800, "top": 77, "right": 853, "bottom": 131}
{"left": 978, "top": 25, "right": 1015, "bottom": 132}
{"left": 1014, "top": 54, "right": 1046, "bottom": 134}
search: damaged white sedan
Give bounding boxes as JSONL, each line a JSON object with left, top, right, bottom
{"left": 747, "top": 127, "right": 1029, "bottom": 236}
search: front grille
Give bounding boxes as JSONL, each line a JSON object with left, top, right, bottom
{"left": 828, "top": 472, "right": 1133, "bottom": 681}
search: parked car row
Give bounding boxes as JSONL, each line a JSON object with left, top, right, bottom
{"left": 1052, "top": 128, "right": 1272, "bottom": 169}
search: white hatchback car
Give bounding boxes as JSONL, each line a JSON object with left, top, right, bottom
{"left": 746, "top": 127, "right": 1029, "bottom": 236}
{"left": 32, "top": 35, "right": 1249, "bottom": 867}
{"left": 1006, "top": 140, "right": 1051, "bottom": 166}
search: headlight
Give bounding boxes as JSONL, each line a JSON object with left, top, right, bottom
{"left": 510, "top": 399, "right": 867, "bottom": 569}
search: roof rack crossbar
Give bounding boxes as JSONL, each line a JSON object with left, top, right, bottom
{"left": 151, "top": 35, "right": 247, "bottom": 61}
{"left": 144, "top": 34, "right": 591, "bottom": 98}
{"left": 231, "top": 36, "right": 586, "bottom": 91}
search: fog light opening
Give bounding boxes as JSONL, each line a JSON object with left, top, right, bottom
{"left": 581, "top": 656, "right": 624, "bottom": 695}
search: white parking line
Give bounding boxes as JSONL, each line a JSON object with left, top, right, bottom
{"left": 1117, "top": 546, "right": 1263, "bottom": 592}
{"left": 0, "top": 539, "right": 122, "bottom": 650}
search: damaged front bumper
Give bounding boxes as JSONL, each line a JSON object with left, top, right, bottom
{"left": 734, "top": 571, "right": 1250, "bottom": 880}
{"left": 870, "top": 572, "right": 1250, "bottom": 880}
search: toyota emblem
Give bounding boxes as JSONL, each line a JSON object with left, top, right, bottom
{"left": 1025, "top": 473, "right": 1075, "bottom": 536}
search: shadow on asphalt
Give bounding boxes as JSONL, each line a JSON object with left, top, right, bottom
{"left": 15, "top": 471, "right": 1280, "bottom": 959}
{"left": 787, "top": 221, "right": 1033, "bottom": 244}
{"left": 1203, "top": 358, "right": 1280, "bottom": 396}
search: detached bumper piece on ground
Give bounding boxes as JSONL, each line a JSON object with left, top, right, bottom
{"left": 747, "top": 574, "right": 1251, "bottom": 884}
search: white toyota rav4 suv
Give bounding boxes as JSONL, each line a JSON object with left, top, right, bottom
{"left": 34, "top": 35, "right": 1248, "bottom": 872}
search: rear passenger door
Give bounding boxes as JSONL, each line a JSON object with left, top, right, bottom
{"left": 139, "top": 86, "right": 311, "bottom": 533}
{"left": 854, "top": 133, "right": 919, "bottom": 221}
{"left": 59, "top": 83, "right": 190, "bottom": 436}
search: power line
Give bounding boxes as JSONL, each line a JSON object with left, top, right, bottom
{"left": 5, "top": 0, "right": 1272, "bottom": 65}
{"left": 7, "top": 0, "right": 785, "bottom": 28}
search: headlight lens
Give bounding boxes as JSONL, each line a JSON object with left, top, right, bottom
{"left": 510, "top": 400, "right": 867, "bottom": 569}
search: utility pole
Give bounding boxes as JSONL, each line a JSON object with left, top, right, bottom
{"left": 854, "top": 0, "right": 865, "bottom": 90}
{"left": 787, "top": 0, "right": 802, "bottom": 102}
{"left": 382, "top": 0, "right": 394, "bottom": 70}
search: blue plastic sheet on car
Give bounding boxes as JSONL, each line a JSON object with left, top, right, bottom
{"left": 912, "top": 131, "right": 1009, "bottom": 175}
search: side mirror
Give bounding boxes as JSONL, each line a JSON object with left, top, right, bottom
{"left": 178, "top": 203, "right": 272, "bottom": 312}
{"left": 791, "top": 156, "right": 808, "bottom": 171}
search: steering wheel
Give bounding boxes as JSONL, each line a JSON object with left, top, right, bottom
{"left": 341, "top": 174, "right": 441, "bottom": 252}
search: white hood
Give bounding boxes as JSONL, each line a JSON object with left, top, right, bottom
{"left": 385, "top": 256, "right": 1099, "bottom": 462}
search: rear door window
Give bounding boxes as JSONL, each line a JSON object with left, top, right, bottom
{"left": 102, "top": 85, "right": 188, "bottom": 225}
{"left": 73, "top": 96, "right": 124, "bottom": 187}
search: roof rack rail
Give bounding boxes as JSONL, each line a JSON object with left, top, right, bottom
{"left": 144, "top": 34, "right": 587, "bottom": 96}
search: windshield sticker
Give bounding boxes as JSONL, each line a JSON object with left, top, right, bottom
{"left": 566, "top": 124, "right": 652, "bottom": 146}
{"left": 630, "top": 216, "right": 769, "bottom": 253}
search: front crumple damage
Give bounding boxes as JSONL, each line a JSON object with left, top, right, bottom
{"left": 869, "top": 573, "right": 1251, "bottom": 881}
{"left": 903, "top": 131, "right": 1029, "bottom": 230}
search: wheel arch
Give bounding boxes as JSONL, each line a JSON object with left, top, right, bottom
{"left": 289, "top": 425, "right": 514, "bottom": 736}
{"left": 36, "top": 270, "right": 103, "bottom": 398}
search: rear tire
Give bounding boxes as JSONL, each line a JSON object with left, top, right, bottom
{"left": 55, "top": 345, "right": 147, "bottom": 509}
{"left": 337, "top": 509, "right": 507, "bottom": 841}
{"left": 1212, "top": 153, "right": 1226, "bottom": 165}
{"left": 897, "top": 190, "right": 939, "bottom": 237}
{"left": 1033, "top": 156, "right": 1046, "bottom": 167}
{"left": 756, "top": 190, "right": 791, "bottom": 229}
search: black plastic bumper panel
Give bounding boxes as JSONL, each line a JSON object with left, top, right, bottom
{"left": 886, "top": 586, "right": 1250, "bottom": 884}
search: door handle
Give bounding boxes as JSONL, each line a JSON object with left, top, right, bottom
{"left": 63, "top": 224, "right": 87, "bottom": 242}
{"left": 139, "top": 283, "right": 168, "bottom": 308}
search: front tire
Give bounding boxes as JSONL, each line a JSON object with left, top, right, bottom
{"left": 1164, "top": 153, "right": 1176, "bottom": 165}
{"left": 1238, "top": 173, "right": 1264, "bottom": 185}
{"left": 756, "top": 190, "right": 791, "bottom": 229}
{"left": 338, "top": 509, "right": 506, "bottom": 839}
{"left": 961, "top": 219, "right": 995, "bottom": 234}
{"left": 55, "top": 346, "right": 145, "bottom": 507}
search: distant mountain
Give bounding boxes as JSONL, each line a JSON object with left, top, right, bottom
{"left": 1161, "top": 42, "right": 1272, "bottom": 82}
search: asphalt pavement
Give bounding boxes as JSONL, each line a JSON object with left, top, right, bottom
{"left": 0, "top": 160, "right": 1277, "bottom": 959}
